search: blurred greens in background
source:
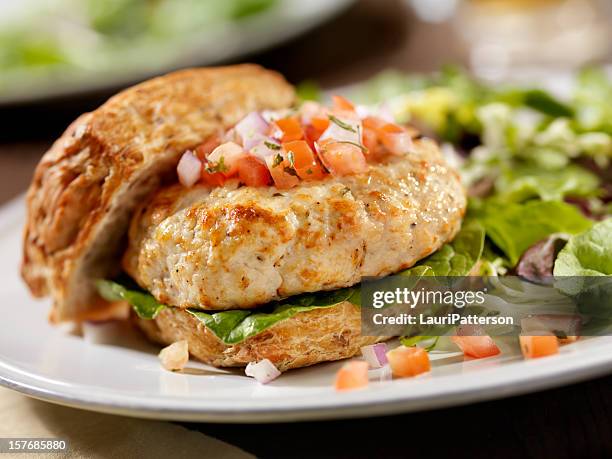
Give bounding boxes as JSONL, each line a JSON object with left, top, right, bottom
{"left": 345, "top": 67, "right": 612, "bottom": 186}
{"left": 0, "top": 0, "right": 276, "bottom": 95}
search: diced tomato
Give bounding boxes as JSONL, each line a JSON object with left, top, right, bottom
{"left": 208, "top": 141, "right": 246, "bottom": 177}
{"left": 282, "top": 140, "right": 326, "bottom": 180}
{"left": 200, "top": 169, "right": 227, "bottom": 187}
{"left": 519, "top": 334, "right": 559, "bottom": 359}
{"left": 452, "top": 325, "right": 501, "bottom": 359}
{"left": 362, "top": 127, "right": 379, "bottom": 156}
{"left": 380, "top": 122, "right": 405, "bottom": 134}
{"left": 334, "top": 361, "right": 369, "bottom": 391}
{"left": 236, "top": 156, "right": 272, "bottom": 187}
{"left": 266, "top": 155, "right": 300, "bottom": 190}
{"left": 386, "top": 346, "right": 431, "bottom": 378}
{"left": 304, "top": 117, "right": 330, "bottom": 152}
{"left": 363, "top": 116, "right": 387, "bottom": 131}
{"left": 195, "top": 135, "right": 221, "bottom": 161}
{"left": 332, "top": 95, "right": 356, "bottom": 112}
{"left": 275, "top": 117, "right": 304, "bottom": 142}
{"left": 304, "top": 125, "right": 319, "bottom": 151}
{"left": 311, "top": 116, "right": 330, "bottom": 133}
{"left": 316, "top": 139, "right": 368, "bottom": 176}
{"left": 378, "top": 123, "right": 413, "bottom": 155}
{"left": 452, "top": 335, "right": 501, "bottom": 359}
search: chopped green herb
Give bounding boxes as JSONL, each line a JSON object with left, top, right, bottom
{"left": 264, "top": 141, "right": 281, "bottom": 150}
{"left": 287, "top": 151, "right": 295, "bottom": 168}
{"left": 336, "top": 140, "right": 368, "bottom": 153}
{"left": 341, "top": 187, "right": 351, "bottom": 195}
{"left": 306, "top": 168, "right": 313, "bottom": 175}
{"left": 272, "top": 153, "right": 283, "bottom": 167}
{"left": 205, "top": 156, "right": 228, "bottom": 173}
{"left": 329, "top": 114, "right": 356, "bottom": 132}
{"left": 284, "top": 166, "right": 299, "bottom": 177}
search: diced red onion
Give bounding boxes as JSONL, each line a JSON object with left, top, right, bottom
{"left": 224, "top": 128, "right": 238, "bottom": 143}
{"left": 235, "top": 112, "right": 269, "bottom": 150}
{"left": 355, "top": 105, "right": 370, "bottom": 119}
{"left": 245, "top": 359, "right": 281, "bottom": 384}
{"left": 261, "top": 108, "right": 293, "bottom": 123}
{"left": 159, "top": 340, "right": 189, "bottom": 371}
{"left": 82, "top": 321, "right": 123, "bottom": 345}
{"left": 378, "top": 364, "right": 393, "bottom": 382}
{"left": 250, "top": 137, "right": 281, "bottom": 161}
{"left": 300, "top": 101, "right": 327, "bottom": 125}
{"left": 376, "top": 102, "right": 395, "bottom": 123}
{"left": 456, "top": 324, "right": 486, "bottom": 337}
{"left": 319, "top": 116, "right": 362, "bottom": 145}
{"left": 57, "top": 321, "right": 82, "bottom": 336}
{"left": 245, "top": 133, "right": 268, "bottom": 151}
{"left": 361, "top": 343, "right": 388, "bottom": 368}
{"left": 177, "top": 151, "right": 202, "bottom": 187}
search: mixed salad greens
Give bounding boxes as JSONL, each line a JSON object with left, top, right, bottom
{"left": 99, "top": 67, "right": 611, "bottom": 346}
{"left": 346, "top": 67, "right": 611, "bottom": 273}
{"left": 0, "top": 0, "right": 277, "bottom": 95}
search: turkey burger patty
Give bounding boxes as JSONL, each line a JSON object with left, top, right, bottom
{"left": 123, "top": 137, "right": 465, "bottom": 311}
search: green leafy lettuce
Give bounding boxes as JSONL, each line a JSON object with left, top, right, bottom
{"left": 96, "top": 279, "right": 354, "bottom": 345}
{"left": 553, "top": 219, "right": 612, "bottom": 318}
{"left": 554, "top": 218, "right": 612, "bottom": 277}
{"left": 399, "top": 220, "right": 485, "bottom": 277}
{"left": 470, "top": 199, "right": 593, "bottom": 266}
{"left": 187, "top": 288, "right": 354, "bottom": 345}
{"left": 97, "top": 279, "right": 166, "bottom": 319}
{"left": 494, "top": 165, "right": 599, "bottom": 203}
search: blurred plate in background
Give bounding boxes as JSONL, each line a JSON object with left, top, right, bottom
{"left": 0, "top": 0, "right": 355, "bottom": 106}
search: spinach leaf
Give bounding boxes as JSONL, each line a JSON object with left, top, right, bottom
{"left": 96, "top": 279, "right": 354, "bottom": 345}
{"left": 188, "top": 288, "right": 354, "bottom": 345}
{"left": 399, "top": 220, "right": 485, "bottom": 277}
{"left": 96, "top": 279, "right": 166, "bottom": 319}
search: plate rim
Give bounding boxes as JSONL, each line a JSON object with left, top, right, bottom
{"left": 1, "top": 338, "right": 612, "bottom": 422}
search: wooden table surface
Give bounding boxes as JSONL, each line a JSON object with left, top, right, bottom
{"left": 1, "top": 1, "right": 611, "bottom": 457}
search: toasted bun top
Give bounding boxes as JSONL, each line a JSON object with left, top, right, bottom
{"left": 22, "top": 65, "right": 295, "bottom": 321}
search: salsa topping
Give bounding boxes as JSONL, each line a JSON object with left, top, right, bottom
{"left": 176, "top": 96, "right": 416, "bottom": 190}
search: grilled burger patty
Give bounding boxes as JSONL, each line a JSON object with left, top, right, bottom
{"left": 123, "top": 138, "right": 466, "bottom": 311}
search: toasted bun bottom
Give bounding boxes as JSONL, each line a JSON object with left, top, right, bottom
{"left": 136, "top": 301, "right": 386, "bottom": 371}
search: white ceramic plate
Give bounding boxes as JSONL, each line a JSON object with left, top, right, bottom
{"left": 1, "top": 198, "right": 612, "bottom": 422}
{"left": 0, "top": 0, "right": 354, "bottom": 106}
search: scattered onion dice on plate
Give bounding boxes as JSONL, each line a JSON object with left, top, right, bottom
{"left": 159, "top": 340, "right": 189, "bottom": 371}
{"left": 245, "top": 359, "right": 281, "bottom": 384}
{"left": 361, "top": 343, "right": 388, "bottom": 369}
